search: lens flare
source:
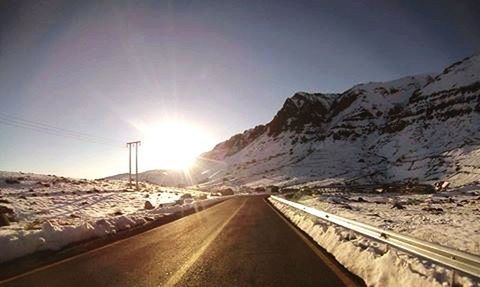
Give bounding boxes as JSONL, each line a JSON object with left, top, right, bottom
{"left": 136, "top": 120, "right": 214, "bottom": 171}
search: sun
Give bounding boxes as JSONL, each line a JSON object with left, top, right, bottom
{"left": 138, "top": 120, "right": 214, "bottom": 171}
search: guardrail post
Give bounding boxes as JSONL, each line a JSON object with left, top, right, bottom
{"left": 449, "top": 269, "right": 456, "bottom": 287}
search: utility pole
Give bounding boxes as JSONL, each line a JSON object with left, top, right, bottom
{"left": 126, "top": 141, "right": 141, "bottom": 190}
{"left": 128, "top": 144, "right": 132, "bottom": 185}
{"left": 135, "top": 142, "right": 139, "bottom": 189}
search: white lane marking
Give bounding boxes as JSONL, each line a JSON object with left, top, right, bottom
{"left": 0, "top": 199, "right": 235, "bottom": 285}
{"left": 163, "top": 199, "right": 247, "bottom": 287}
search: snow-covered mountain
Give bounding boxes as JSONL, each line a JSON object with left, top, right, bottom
{"left": 112, "top": 54, "right": 480, "bottom": 188}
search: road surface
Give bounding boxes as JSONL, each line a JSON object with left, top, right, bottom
{"left": 1, "top": 196, "right": 364, "bottom": 287}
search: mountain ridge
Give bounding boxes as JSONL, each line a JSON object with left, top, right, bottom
{"left": 109, "top": 54, "right": 480, "bottom": 189}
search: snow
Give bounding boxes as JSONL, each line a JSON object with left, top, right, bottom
{"left": 347, "top": 74, "right": 435, "bottom": 115}
{"left": 289, "top": 92, "right": 339, "bottom": 110}
{"left": 100, "top": 54, "right": 479, "bottom": 191}
{"left": 269, "top": 196, "right": 479, "bottom": 287}
{"left": 158, "top": 54, "right": 479, "bottom": 190}
{"left": 421, "top": 54, "right": 480, "bottom": 95}
{"left": 290, "top": 187, "right": 480, "bottom": 256}
{"left": 0, "top": 171, "right": 230, "bottom": 263}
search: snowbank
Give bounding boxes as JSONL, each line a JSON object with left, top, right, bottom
{"left": 269, "top": 197, "right": 479, "bottom": 287}
{"left": 0, "top": 171, "right": 230, "bottom": 263}
{"left": 295, "top": 187, "right": 480, "bottom": 256}
{"left": 0, "top": 196, "right": 228, "bottom": 263}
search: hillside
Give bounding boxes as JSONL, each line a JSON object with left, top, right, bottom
{"left": 111, "top": 54, "right": 480, "bottom": 189}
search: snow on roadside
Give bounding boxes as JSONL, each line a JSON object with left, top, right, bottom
{"left": 269, "top": 197, "right": 479, "bottom": 287}
{"left": 294, "top": 187, "right": 480, "bottom": 256}
{"left": 0, "top": 171, "right": 229, "bottom": 263}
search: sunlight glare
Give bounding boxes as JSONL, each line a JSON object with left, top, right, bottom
{"left": 138, "top": 120, "right": 214, "bottom": 171}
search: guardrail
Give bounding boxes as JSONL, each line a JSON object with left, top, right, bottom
{"left": 269, "top": 195, "right": 480, "bottom": 279}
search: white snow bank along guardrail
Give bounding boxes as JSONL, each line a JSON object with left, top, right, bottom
{"left": 269, "top": 195, "right": 480, "bottom": 279}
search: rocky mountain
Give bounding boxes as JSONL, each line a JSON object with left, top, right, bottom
{"left": 111, "top": 54, "right": 480, "bottom": 189}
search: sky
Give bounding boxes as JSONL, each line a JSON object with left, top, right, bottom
{"left": 1, "top": 0, "right": 480, "bottom": 178}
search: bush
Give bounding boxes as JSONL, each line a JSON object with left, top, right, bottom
{"left": 5, "top": 178, "right": 20, "bottom": 184}
{"left": 144, "top": 200, "right": 154, "bottom": 210}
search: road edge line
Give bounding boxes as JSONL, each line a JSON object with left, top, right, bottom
{"left": 265, "top": 197, "right": 365, "bottom": 287}
{"left": 0, "top": 198, "right": 235, "bottom": 285}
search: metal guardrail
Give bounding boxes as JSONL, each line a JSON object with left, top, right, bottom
{"left": 269, "top": 195, "right": 480, "bottom": 278}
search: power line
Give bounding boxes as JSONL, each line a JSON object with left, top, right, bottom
{"left": 0, "top": 117, "right": 120, "bottom": 147}
{"left": 0, "top": 113, "right": 123, "bottom": 148}
{"left": 0, "top": 112, "right": 119, "bottom": 143}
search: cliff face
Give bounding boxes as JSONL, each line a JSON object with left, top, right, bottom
{"left": 200, "top": 54, "right": 480, "bottom": 188}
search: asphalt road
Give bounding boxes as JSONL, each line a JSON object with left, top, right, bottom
{"left": 1, "top": 196, "right": 364, "bottom": 287}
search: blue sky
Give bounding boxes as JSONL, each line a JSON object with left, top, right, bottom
{"left": 1, "top": 0, "right": 479, "bottom": 178}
